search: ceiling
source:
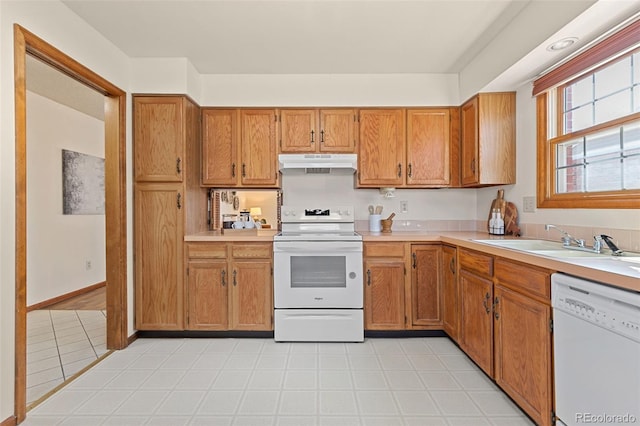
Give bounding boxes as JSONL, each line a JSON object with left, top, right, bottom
{"left": 60, "top": 0, "right": 552, "bottom": 75}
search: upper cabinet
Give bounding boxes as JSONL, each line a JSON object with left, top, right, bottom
{"left": 201, "top": 108, "right": 279, "bottom": 188}
{"left": 279, "top": 109, "right": 357, "bottom": 153}
{"left": 461, "top": 93, "right": 516, "bottom": 187}
{"left": 202, "top": 109, "right": 238, "bottom": 186}
{"left": 134, "top": 96, "right": 189, "bottom": 182}
{"left": 358, "top": 109, "right": 406, "bottom": 187}
{"left": 358, "top": 108, "right": 459, "bottom": 188}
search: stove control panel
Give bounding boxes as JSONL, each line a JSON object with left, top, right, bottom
{"left": 281, "top": 206, "right": 354, "bottom": 223}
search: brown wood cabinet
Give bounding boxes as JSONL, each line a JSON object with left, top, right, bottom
{"left": 406, "top": 109, "right": 453, "bottom": 187}
{"left": 201, "top": 108, "right": 279, "bottom": 187}
{"left": 358, "top": 108, "right": 458, "bottom": 188}
{"left": 460, "top": 93, "right": 516, "bottom": 187}
{"left": 133, "top": 95, "right": 205, "bottom": 331}
{"left": 442, "top": 245, "right": 458, "bottom": 340}
{"left": 363, "top": 242, "right": 407, "bottom": 330}
{"left": 280, "top": 109, "right": 356, "bottom": 153}
{"left": 134, "top": 184, "right": 185, "bottom": 330}
{"left": 459, "top": 248, "right": 494, "bottom": 376}
{"left": 240, "top": 109, "right": 279, "bottom": 187}
{"left": 357, "top": 109, "right": 406, "bottom": 187}
{"left": 410, "top": 244, "right": 442, "bottom": 327}
{"left": 201, "top": 109, "right": 238, "bottom": 186}
{"left": 494, "top": 259, "right": 553, "bottom": 426}
{"left": 134, "top": 96, "right": 187, "bottom": 182}
{"left": 185, "top": 242, "right": 273, "bottom": 331}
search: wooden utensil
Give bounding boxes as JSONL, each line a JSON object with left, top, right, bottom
{"left": 503, "top": 202, "right": 521, "bottom": 236}
{"left": 386, "top": 213, "right": 395, "bottom": 221}
{"left": 487, "top": 189, "right": 506, "bottom": 232}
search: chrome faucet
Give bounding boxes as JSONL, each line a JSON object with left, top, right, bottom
{"left": 544, "top": 224, "right": 585, "bottom": 248}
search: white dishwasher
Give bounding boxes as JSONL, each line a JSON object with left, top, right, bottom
{"left": 552, "top": 273, "right": 640, "bottom": 426}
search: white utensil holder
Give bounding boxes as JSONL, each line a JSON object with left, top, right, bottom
{"left": 369, "top": 214, "right": 382, "bottom": 232}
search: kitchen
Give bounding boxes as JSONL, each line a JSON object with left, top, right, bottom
{"left": 2, "top": 1, "right": 640, "bottom": 425}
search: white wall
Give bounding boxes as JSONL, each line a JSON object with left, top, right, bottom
{"left": 0, "top": 1, "right": 132, "bottom": 420}
{"left": 26, "top": 91, "right": 106, "bottom": 306}
{"left": 200, "top": 73, "right": 460, "bottom": 106}
{"left": 282, "top": 173, "right": 478, "bottom": 227}
{"left": 476, "top": 83, "right": 640, "bottom": 249}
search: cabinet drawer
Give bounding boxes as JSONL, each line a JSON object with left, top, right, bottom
{"left": 364, "top": 243, "right": 405, "bottom": 258}
{"left": 187, "top": 243, "right": 227, "bottom": 259}
{"left": 232, "top": 243, "right": 272, "bottom": 259}
{"left": 495, "top": 259, "right": 551, "bottom": 301}
{"left": 459, "top": 248, "right": 493, "bottom": 277}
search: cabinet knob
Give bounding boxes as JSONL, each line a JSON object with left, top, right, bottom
{"left": 310, "top": 130, "right": 315, "bottom": 144}
{"left": 177, "top": 193, "right": 182, "bottom": 209}
{"left": 242, "top": 164, "right": 246, "bottom": 178}
{"left": 408, "top": 163, "right": 412, "bottom": 178}
{"left": 320, "top": 129, "right": 325, "bottom": 143}
{"left": 482, "top": 292, "right": 491, "bottom": 314}
{"left": 366, "top": 269, "right": 371, "bottom": 286}
{"left": 176, "top": 157, "right": 182, "bottom": 174}
{"left": 397, "top": 163, "right": 402, "bottom": 178}
{"left": 493, "top": 297, "right": 500, "bottom": 320}
{"left": 221, "top": 269, "right": 226, "bottom": 286}
{"left": 233, "top": 269, "right": 237, "bottom": 286}
{"left": 232, "top": 163, "right": 236, "bottom": 178}
{"left": 412, "top": 252, "right": 417, "bottom": 269}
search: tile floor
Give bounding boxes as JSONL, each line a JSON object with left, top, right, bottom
{"left": 27, "top": 310, "right": 108, "bottom": 406}
{"left": 23, "top": 337, "right": 535, "bottom": 425}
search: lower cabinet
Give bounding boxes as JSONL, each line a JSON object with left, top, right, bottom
{"left": 494, "top": 259, "right": 553, "bottom": 426}
{"left": 441, "top": 245, "right": 458, "bottom": 341}
{"left": 363, "top": 242, "right": 444, "bottom": 330}
{"left": 185, "top": 242, "right": 273, "bottom": 331}
{"left": 458, "top": 248, "right": 553, "bottom": 426}
{"left": 364, "top": 243, "right": 407, "bottom": 330}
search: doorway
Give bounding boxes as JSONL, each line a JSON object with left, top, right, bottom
{"left": 14, "top": 25, "right": 128, "bottom": 423}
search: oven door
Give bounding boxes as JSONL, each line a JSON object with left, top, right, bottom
{"left": 274, "top": 241, "right": 363, "bottom": 309}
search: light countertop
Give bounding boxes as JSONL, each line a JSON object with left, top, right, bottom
{"left": 185, "top": 230, "right": 640, "bottom": 293}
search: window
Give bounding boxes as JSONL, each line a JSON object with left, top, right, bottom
{"left": 534, "top": 19, "right": 640, "bottom": 208}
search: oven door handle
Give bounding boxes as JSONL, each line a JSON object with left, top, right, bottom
{"left": 274, "top": 245, "right": 363, "bottom": 253}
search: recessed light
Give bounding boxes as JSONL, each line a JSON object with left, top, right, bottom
{"left": 547, "top": 37, "right": 578, "bottom": 52}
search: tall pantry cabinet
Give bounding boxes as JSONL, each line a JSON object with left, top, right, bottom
{"left": 133, "top": 95, "right": 207, "bottom": 330}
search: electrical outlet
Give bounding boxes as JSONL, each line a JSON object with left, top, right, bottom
{"left": 85, "top": 260, "right": 92, "bottom": 270}
{"left": 400, "top": 200, "right": 408, "bottom": 213}
{"left": 523, "top": 196, "right": 536, "bottom": 213}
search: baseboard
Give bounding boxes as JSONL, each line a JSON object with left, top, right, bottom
{"left": 137, "top": 330, "right": 275, "bottom": 339}
{"left": 127, "top": 331, "right": 138, "bottom": 346}
{"left": 1, "top": 415, "right": 16, "bottom": 426}
{"left": 27, "top": 281, "right": 106, "bottom": 311}
{"left": 365, "top": 330, "right": 448, "bottom": 338}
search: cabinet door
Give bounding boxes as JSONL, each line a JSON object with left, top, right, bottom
{"left": 406, "top": 109, "right": 450, "bottom": 186}
{"left": 319, "top": 109, "right": 356, "bottom": 152}
{"left": 460, "top": 97, "right": 479, "bottom": 186}
{"left": 459, "top": 269, "right": 493, "bottom": 376}
{"left": 494, "top": 284, "right": 552, "bottom": 426}
{"left": 410, "top": 245, "right": 442, "bottom": 327}
{"left": 364, "top": 259, "right": 405, "bottom": 330}
{"left": 240, "top": 109, "right": 279, "bottom": 187}
{"left": 134, "top": 183, "right": 184, "bottom": 330}
{"left": 186, "top": 261, "right": 229, "bottom": 330}
{"left": 134, "top": 96, "right": 184, "bottom": 182}
{"left": 229, "top": 260, "right": 273, "bottom": 330}
{"left": 358, "top": 109, "right": 405, "bottom": 186}
{"left": 280, "top": 109, "right": 317, "bottom": 153}
{"left": 442, "top": 246, "right": 458, "bottom": 341}
{"left": 202, "top": 109, "right": 238, "bottom": 186}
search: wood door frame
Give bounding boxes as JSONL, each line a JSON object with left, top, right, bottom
{"left": 13, "top": 24, "right": 128, "bottom": 423}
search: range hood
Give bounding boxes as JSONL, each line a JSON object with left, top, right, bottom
{"left": 278, "top": 153, "right": 357, "bottom": 174}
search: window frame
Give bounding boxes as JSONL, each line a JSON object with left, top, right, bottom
{"left": 536, "top": 22, "right": 640, "bottom": 209}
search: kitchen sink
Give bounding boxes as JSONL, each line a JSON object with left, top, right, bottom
{"left": 527, "top": 249, "right": 605, "bottom": 258}
{"left": 473, "top": 239, "right": 607, "bottom": 258}
{"left": 473, "top": 239, "right": 563, "bottom": 251}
